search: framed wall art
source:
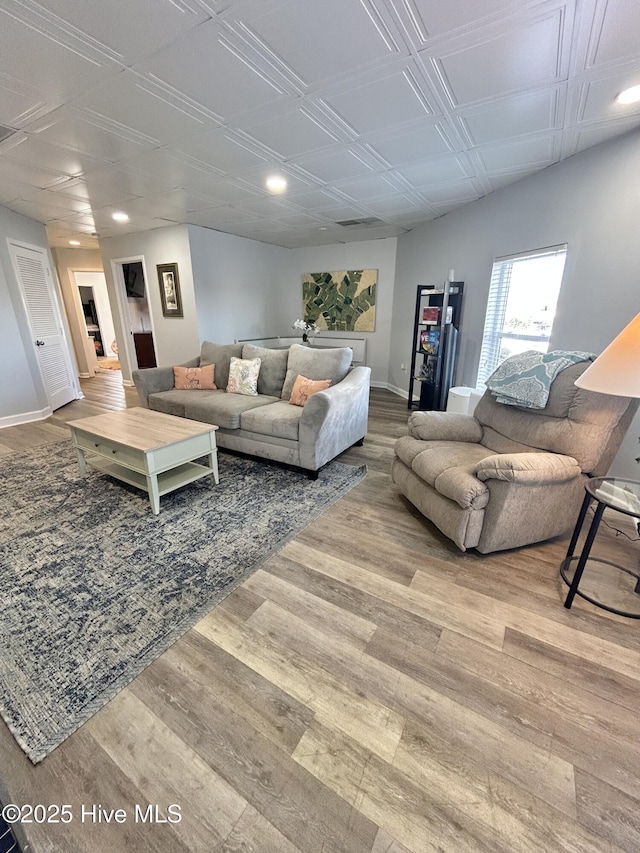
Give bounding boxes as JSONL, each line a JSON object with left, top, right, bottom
{"left": 157, "top": 262, "right": 183, "bottom": 318}
{"left": 301, "top": 269, "right": 377, "bottom": 332}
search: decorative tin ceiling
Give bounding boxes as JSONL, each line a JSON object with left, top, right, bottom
{"left": 0, "top": 0, "right": 639, "bottom": 249}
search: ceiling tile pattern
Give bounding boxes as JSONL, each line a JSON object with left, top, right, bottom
{"left": 0, "top": 0, "right": 638, "bottom": 248}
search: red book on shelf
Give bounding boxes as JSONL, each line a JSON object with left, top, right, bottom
{"left": 422, "top": 306, "right": 440, "bottom": 323}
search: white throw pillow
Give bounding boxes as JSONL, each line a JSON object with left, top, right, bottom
{"left": 226, "top": 357, "right": 261, "bottom": 396}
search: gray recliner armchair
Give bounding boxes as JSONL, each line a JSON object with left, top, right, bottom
{"left": 392, "top": 363, "right": 638, "bottom": 553}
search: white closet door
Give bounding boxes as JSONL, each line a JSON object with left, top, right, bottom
{"left": 9, "top": 241, "right": 78, "bottom": 411}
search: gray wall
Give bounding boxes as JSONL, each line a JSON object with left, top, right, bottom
{"left": 0, "top": 206, "right": 54, "bottom": 421}
{"left": 187, "top": 227, "right": 397, "bottom": 386}
{"left": 391, "top": 126, "right": 640, "bottom": 476}
{"left": 188, "top": 224, "right": 288, "bottom": 345}
{"left": 284, "top": 239, "right": 398, "bottom": 387}
{"left": 99, "top": 225, "right": 199, "bottom": 382}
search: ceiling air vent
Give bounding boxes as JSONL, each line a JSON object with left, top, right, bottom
{"left": 336, "top": 217, "right": 384, "bottom": 227}
{"left": 0, "top": 125, "right": 16, "bottom": 144}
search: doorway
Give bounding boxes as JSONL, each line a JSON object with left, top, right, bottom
{"left": 74, "top": 271, "right": 119, "bottom": 370}
{"left": 112, "top": 257, "right": 157, "bottom": 374}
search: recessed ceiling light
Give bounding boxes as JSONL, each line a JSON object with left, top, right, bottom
{"left": 318, "top": 226, "right": 328, "bottom": 231}
{"left": 112, "top": 211, "right": 129, "bottom": 222}
{"left": 265, "top": 175, "right": 287, "bottom": 194}
{"left": 616, "top": 85, "right": 640, "bottom": 104}
{"left": 68, "top": 239, "right": 81, "bottom": 246}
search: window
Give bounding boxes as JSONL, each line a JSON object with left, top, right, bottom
{"left": 476, "top": 244, "right": 568, "bottom": 388}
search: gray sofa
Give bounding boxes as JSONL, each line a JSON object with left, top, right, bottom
{"left": 133, "top": 341, "right": 371, "bottom": 475}
{"left": 392, "top": 362, "right": 638, "bottom": 553}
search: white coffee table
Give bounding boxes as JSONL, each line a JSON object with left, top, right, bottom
{"left": 68, "top": 407, "right": 219, "bottom": 514}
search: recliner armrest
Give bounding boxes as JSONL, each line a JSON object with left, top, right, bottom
{"left": 474, "top": 452, "right": 581, "bottom": 485}
{"left": 408, "top": 411, "right": 483, "bottom": 443}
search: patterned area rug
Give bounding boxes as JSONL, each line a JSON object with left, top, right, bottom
{"left": 0, "top": 443, "right": 366, "bottom": 763}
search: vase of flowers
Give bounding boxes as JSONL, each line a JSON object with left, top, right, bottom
{"left": 293, "top": 318, "right": 320, "bottom": 344}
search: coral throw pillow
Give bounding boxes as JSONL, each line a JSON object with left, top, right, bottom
{"left": 226, "top": 357, "right": 261, "bottom": 395}
{"left": 173, "top": 364, "right": 216, "bottom": 390}
{"left": 289, "top": 374, "right": 331, "bottom": 406}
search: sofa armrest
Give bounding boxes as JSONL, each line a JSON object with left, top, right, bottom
{"left": 298, "top": 366, "right": 371, "bottom": 470}
{"left": 133, "top": 357, "right": 199, "bottom": 407}
{"left": 408, "top": 411, "right": 483, "bottom": 443}
{"left": 474, "top": 452, "right": 582, "bottom": 485}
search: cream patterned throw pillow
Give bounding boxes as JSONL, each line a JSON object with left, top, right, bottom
{"left": 226, "top": 357, "right": 261, "bottom": 395}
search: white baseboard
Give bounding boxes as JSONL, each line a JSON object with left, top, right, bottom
{"left": 0, "top": 406, "right": 53, "bottom": 430}
{"left": 122, "top": 379, "right": 135, "bottom": 387}
{"left": 384, "top": 382, "right": 407, "bottom": 398}
{"left": 385, "top": 382, "right": 420, "bottom": 401}
{"left": 371, "top": 381, "right": 419, "bottom": 402}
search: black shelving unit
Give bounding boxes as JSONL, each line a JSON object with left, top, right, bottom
{"left": 408, "top": 281, "right": 464, "bottom": 411}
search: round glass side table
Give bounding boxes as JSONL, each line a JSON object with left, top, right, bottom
{"left": 561, "top": 477, "right": 640, "bottom": 617}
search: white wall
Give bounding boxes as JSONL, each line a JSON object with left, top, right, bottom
{"left": 284, "top": 239, "right": 398, "bottom": 386}
{"left": 99, "top": 225, "right": 199, "bottom": 382}
{"left": 188, "top": 224, "right": 289, "bottom": 345}
{"left": 0, "top": 206, "right": 55, "bottom": 421}
{"left": 391, "top": 126, "right": 640, "bottom": 477}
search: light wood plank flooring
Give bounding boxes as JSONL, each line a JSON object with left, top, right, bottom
{"left": 2, "top": 370, "right": 640, "bottom": 852}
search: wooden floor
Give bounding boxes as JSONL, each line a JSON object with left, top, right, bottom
{"left": 2, "top": 370, "right": 640, "bottom": 853}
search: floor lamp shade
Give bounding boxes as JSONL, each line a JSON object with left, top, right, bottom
{"left": 574, "top": 313, "right": 640, "bottom": 397}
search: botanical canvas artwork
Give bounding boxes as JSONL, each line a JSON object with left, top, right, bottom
{"left": 301, "top": 269, "right": 377, "bottom": 332}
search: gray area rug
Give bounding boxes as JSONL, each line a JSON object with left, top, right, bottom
{"left": 0, "top": 442, "right": 366, "bottom": 763}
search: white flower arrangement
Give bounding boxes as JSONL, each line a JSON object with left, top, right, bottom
{"left": 292, "top": 318, "right": 320, "bottom": 341}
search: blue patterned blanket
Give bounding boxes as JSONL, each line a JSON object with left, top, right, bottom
{"left": 486, "top": 350, "right": 595, "bottom": 409}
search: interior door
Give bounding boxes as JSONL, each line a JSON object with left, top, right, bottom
{"left": 9, "top": 241, "right": 78, "bottom": 411}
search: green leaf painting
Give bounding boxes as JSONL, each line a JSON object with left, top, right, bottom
{"left": 301, "top": 269, "right": 377, "bottom": 332}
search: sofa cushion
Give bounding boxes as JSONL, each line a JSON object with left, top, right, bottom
{"left": 243, "top": 344, "right": 289, "bottom": 397}
{"left": 199, "top": 342, "right": 243, "bottom": 390}
{"left": 241, "top": 400, "right": 302, "bottom": 440}
{"left": 227, "top": 357, "right": 260, "bottom": 396}
{"left": 148, "top": 389, "right": 219, "bottom": 418}
{"left": 183, "top": 392, "right": 279, "bottom": 429}
{"left": 281, "top": 344, "right": 353, "bottom": 401}
{"left": 409, "top": 441, "right": 496, "bottom": 509}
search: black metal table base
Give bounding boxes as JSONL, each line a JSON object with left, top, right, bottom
{"left": 561, "top": 489, "right": 640, "bottom": 618}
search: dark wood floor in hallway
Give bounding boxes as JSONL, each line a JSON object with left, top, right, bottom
{"left": 1, "top": 369, "right": 640, "bottom": 852}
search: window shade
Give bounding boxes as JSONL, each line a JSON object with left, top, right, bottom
{"left": 477, "top": 244, "right": 568, "bottom": 389}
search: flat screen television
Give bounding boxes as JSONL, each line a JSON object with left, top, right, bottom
{"left": 123, "top": 261, "right": 145, "bottom": 298}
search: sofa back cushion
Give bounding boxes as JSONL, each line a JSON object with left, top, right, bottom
{"left": 475, "top": 361, "right": 634, "bottom": 474}
{"left": 243, "top": 344, "right": 289, "bottom": 397}
{"left": 199, "top": 342, "right": 243, "bottom": 391}
{"left": 281, "top": 344, "right": 353, "bottom": 401}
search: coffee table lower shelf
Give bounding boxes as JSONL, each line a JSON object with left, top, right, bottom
{"left": 87, "top": 456, "right": 215, "bottom": 503}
